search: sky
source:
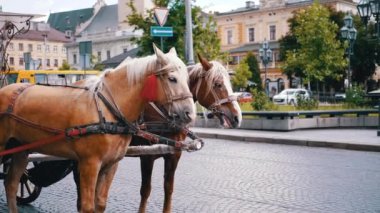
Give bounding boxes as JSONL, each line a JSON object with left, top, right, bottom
{"left": 0, "top": 0, "right": 258, "bottom": 21}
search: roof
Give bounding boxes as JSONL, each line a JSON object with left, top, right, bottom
{"left": 83, "top": 4, "right": 118, "bottom": 34}
{"left": 101, "top": 47, "right": 140, "bottom": 68}
{"left": 47, "top": 8, "right": 94, "bottom": 33}
{"left": 229, "top": 41, "right": 280, "bottom": 54}
{"left": 15, "top": 27, "right": 71, "bottom": 43}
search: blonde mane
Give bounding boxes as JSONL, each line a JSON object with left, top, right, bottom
{"left": 189, "top": 61, "right": 233, "bottom": 96}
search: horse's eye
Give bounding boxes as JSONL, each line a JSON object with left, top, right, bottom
{"left": 168, "top": 76, "right": 177, "bottom": 83}
{"left": 214, "top": 83, "right": 222, "bottom": 88}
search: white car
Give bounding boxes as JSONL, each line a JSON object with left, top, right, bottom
{"left": 273, "top": 88, "right": 311, "bottom": 105}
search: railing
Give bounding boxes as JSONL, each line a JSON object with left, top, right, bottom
{"left": 196, "top": 109, "right": 379, "bottom": 131}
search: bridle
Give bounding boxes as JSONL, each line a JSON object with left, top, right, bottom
{"left": 193, "top": 71, "right": 237, "bottom": 119}
{"left": 150, "top": 63, "right": 193, "bottom": 116}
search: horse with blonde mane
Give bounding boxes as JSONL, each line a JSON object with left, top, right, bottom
{"left": 0, "top": 44, "right": 195, "bottom": 213}
{"left": 129, "top": 54, "right": 242, "bottom": 213}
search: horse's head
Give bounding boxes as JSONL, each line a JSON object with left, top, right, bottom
{"left": 189, "top": 54, "right": 242, "bottom": 128}
{"left": 142, "top": 44, "right": 195, "bottom": 126}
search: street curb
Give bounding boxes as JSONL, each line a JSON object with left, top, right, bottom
{"left": 194, "top": 132, "right": 380, "bottom": 152}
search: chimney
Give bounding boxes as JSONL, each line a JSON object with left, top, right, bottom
{"left": 246, "top": 1, "right": 255, "bottom": 8}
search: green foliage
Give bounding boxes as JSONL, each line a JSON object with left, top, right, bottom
{"left": 295, "top": 96, "right": 319, "bottom": 110}
{"left": 344, "top": 85, "right": 370, "bottom": 108}
{"left": 245, "top": 52, "right": 262, "bottom": 90}
{"left": 281, "top": 3, "right": 346, "bottom": 84}
{"left": 232, "top": 62, "right": 251, "bottom": 89}
{"left": 127, "top": 0, "right": 224, "bottom": 62}
{"left": 250, "top": 88, "right": 278, "bottom": 111}
{"left": 93, "top": 63, "right": 105, "bottom": 71}
{"left": 59, "top": 60, "right": 71, "bottom": 70}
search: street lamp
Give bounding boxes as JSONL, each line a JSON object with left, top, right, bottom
{"left": 340, "top": 14, "right": 357, "bottom": 89}
{"left": 259, "top": 40, "right": 272, "bottom": 96}
{"left": 357, "top": 0, "right": 380, "bottom": 37}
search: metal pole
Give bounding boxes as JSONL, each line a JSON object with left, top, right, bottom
{"left": 160, "top": 37, "right": 164, "bottom": 51}
{"left": 348, "top": 43, "right": 351, "bottom": 88}
{"left": 185, "top": 0, "right": 194, "bottom": 65}
{"left": 264, "top": 64, "right": 268, "bottom": 96}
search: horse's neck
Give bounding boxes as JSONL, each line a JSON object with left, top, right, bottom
{"left": 103, "top": 71, "right": 145, "bottom": 122}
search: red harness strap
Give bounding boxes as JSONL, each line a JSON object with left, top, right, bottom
{"left": 0, "top": 133, "right": 66, "bottom": 157}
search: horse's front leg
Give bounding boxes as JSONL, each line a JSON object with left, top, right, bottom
{"left": 4, "top": 152, "right": 28, "bottom": 213}
{"left": 138, "top": 155, "right": 155, "bottom": 213}
{"left": 163, "top": 152, "right": 182, "bottom": 213}
{"left": 78, "top": 158, "right": 101, "bottom": 213}
{"left": 95, "top": 162, "right": 119, "bottom": 213}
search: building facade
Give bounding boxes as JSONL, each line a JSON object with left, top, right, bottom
{"left": 7, "top": 22, "right": 70, "bottom": 71}
{"left": 215, "top": 0, "right": 357, "bottom": 93}
{"left": 48, "top": 0, "right": 153, "bottom": 70}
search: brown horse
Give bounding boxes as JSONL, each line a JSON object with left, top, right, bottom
{"left": 0, "top": 44, "right": 195, "bottom": 213}
{"left": 131, "top": 55, "right": 242, "bottom": 213}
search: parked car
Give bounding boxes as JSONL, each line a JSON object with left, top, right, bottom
{"left": 273, "top": 88, "right": 311, "bottom": 105}
{"left": 235, "top": 92, "right": 253, "bottom": 103}
{"left": 334, "top": 93, "right": 346, "bottom": 101}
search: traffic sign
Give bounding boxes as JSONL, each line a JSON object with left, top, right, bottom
{"left": 154, "top": 7, "right": 169, "bottom": 27}
{"left": 151, "top": 26, "right": 173, "bottom": 37}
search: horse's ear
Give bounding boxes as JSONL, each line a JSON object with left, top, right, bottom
{"left": 153, "top": 43, "right": 167, "bottom": 64}
{"left": 168, "top": 47, "right": 177, "bottom": 56}
{"left": 197, "top": 53, "right": 213, "bottom": 71}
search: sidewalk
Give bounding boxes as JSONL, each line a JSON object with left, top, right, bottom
{"left": 191, "top": 127, "right": 380, "bottom": 152}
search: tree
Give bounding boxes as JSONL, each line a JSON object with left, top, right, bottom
{"left": 231, "top": 61, "right": 251, "bottom": 90}
{"left": 127, "top": 0, "right": 225, "bottom": 62}
{"left": 244, "top": 51, "right": 262, "bottom": 90}
{"left": 59, "top": 60, "right": 71, "bottom": 70}
{"left": 280, "top": 5, "right": 378, "bottom": 90}
{"left": 282, "top": 3, "right": 346, "bottom": 92}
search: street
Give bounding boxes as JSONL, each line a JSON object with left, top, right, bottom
{"left": 1, "top": 138, "right": 380, "bottom": 212}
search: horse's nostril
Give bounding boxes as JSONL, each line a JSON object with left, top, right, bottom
{"left": 184, "top": 111, "right": 192, "bottom": 121}
{"left": 234, "top": 116, "right": 239, "bottom": 123}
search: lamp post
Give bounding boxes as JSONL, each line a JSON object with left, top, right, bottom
{"left": 340, "top": 14, "right": 357, "bottom": 89}
{"left": 357, "top": 0, "right": 380, "bottom": 37}
{"left": 259, "top": 40, "right": 272, "bottom": 96}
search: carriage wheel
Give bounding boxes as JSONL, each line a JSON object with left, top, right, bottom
{"left": 3, "top": 162, "right": 42, "bottom": 205}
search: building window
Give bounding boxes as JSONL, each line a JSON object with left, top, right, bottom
{"left": 37, "top": 44, "right": 42, "bottom": 52}
{"left": 97, "top": 51, "right": 102, "bottom": 61}
{"left": 73, "top": 54, "right": 77, "bottom": 64}
{"left": 53, "top": 46, "right": 58, "bottom": 53}
{"left": 19, "top": 58, "right": 24, "bottom": 66}
{"left": 107, "top": 50, "right": 111, "bottom": 60}
{"left": 45, "top": 45, "right": 50, "bottom": 53}
{"left": 28, "top": 44, "right": 33, "bottom": 52}
{"left": 269, "top": 25, "right": 276, "bottom": 40}
{"left": 227, "top": 30, "right": 233, "bottom": 45}
{"left": 46, "top": 59, "right": 50, "bottom": 67}
{"left": 54, "top": 59, "right": 58, "bottom": 67}
{"left": 123, "top": 48, "right": 128, "bottom": 53}
{"left": 9, "top": 57, "right": 14, "bottom": 65}
{"left": 248, "top": 28, "right": 255, "bottom": 42}
{"left": 65, "top": 30, "right": 72, "bottom": 38}
{"left": 62, "top": 47, "right": 66, "bottom": 53}
{"left": 19, "top": 43, "right": 24, "bottom": 51}
{"left": 9, "top": 43, "right": 14, "bottom": 51}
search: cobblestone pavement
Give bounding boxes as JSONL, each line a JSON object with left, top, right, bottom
{"left": 1, "top": 139, "right": 380, "bottom": 212}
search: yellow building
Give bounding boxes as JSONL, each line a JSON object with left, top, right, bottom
{"left": 215, "top": 0, "right": 357, "bottom": 90}
{"left": 7, "top": 22, "right": 70, "bottom": 71}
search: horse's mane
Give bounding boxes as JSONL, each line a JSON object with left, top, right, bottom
{"left": 84, "top": 55, "right": 159, "bottom": 92}
{"left": 189, "top": 61, "right": 233, "bottom": 95}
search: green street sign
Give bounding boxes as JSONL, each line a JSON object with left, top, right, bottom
{"left": 151, "top": 26, "right": 173, "bottom": 37}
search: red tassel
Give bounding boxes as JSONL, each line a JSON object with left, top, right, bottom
{"left": 141, "top": 75, "right": 158, "bottom": 101}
